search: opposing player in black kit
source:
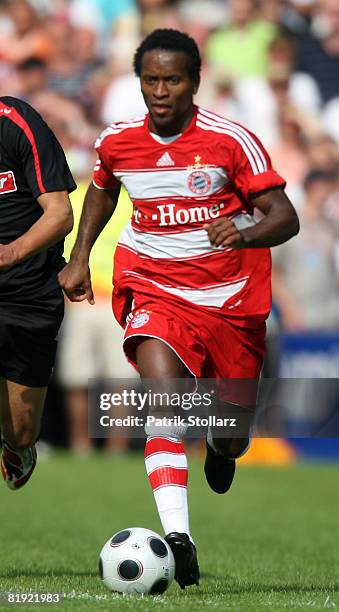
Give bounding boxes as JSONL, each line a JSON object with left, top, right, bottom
{"left": 0, "top": 96, "right": 75, "bottom": 490}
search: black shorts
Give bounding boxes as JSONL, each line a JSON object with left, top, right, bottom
{"left": 0, "top": 287, "right": 64, "bottom": 387}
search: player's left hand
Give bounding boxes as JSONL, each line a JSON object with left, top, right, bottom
{"left": 0, "top": 243, "right": 18, "bottom": 270}
{"left": 203, "top": 219, "right": 245, "bottom": 249}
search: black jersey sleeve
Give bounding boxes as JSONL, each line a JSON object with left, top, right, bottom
{"left": 2, "top": 96, "right": 76, "bottom": 198}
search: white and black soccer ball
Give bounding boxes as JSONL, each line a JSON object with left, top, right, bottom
{"left": 99, "top": 527, "right": 175, "bottom": 595}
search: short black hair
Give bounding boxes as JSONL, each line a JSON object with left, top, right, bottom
{"left": 133, "top": 28, "right": 201, "bottom": 82}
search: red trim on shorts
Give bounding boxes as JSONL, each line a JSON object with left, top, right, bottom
{"left": 1, "top": 102, "right": 46, "bottom": 193}
{"left": 149, "top": 466, "right": 188, "bottom": 490}
{"left": 145, "top": 437, "right": 185, "bottom": 458}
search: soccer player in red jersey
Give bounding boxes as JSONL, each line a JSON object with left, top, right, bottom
{"left": 0, "top": 96, "right": 75, "bottom": 490}
{"left": 59, "top": 29, "right": 299, "bottom": 589}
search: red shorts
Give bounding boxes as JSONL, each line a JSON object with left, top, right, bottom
{"left": 122, "top": 295, "right": 265, "bottom": 405}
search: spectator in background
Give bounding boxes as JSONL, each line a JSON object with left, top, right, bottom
{"left": 259, "top": 0, "right": 313, "bottom": 35}
{"left": 178, "top": 0, "right": 226, "bottom": 49}
{"left": 68, "top": 0, "right": 137, "bottom": 43}
{"left": 137, "top": 0, "right": 182, "bottom": 36}
{"left": 195, "top": 68, "right": 242, "bottom": 123}
{"left": 272, "top": 169, "right": 339, "bottom": 331}
{"left": 236, "top": 36, "right": 322, "bottom": 147}
{"left": 321, "top": 96, "right": 339, "bottom": 143}
{"left": 288, "top": 0, "right": 315, "bottom": 28}
{"left": 205, "top": 0, "right": 278, "bottom": 78}
{"left": 269, "top": 105, "right": 319, "bottom": 204}
{"left": 296, "top": 0, "right": 339, "bottom": 104}
{"left": 99, "top": 34, "right": 147, "bottom": 124}
{"left": 307, "top": 134, "right": 339, "bottom": 173}
{"left": 46, "top": 22, "right": 102, "bottom": 101}
{"left": 28, "top": 90, "right": 96, "bottom": 160}
{"left": 0, "top": 0, "right": 53, "bottom": 64}
{"left": 15, "top": 57, "right": 47, "bottom": 100}
{"left": 44, "top": 115, "right": 96, "bottom": 182}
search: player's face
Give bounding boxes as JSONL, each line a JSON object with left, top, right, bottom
{"left": 140, "top": 50, "right": 199, "bottom": 136}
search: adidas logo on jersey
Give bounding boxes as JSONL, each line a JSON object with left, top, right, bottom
{"left": 156, "top": 152, "right": 175, "bottom": 167}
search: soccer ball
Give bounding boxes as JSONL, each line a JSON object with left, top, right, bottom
{"left": 99, "top": 527, "right": 175, "bottom": 595}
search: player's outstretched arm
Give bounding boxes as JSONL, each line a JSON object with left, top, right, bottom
{"left": 58, "top": 182, "right": 121, "bottom": 304}
{"left": 0, "top": 190, "right": 73, "bottom": 271}
{"left": 204, "top": 188, "right": 299, "bottom": 249}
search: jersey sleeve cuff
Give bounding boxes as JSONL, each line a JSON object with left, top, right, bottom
{"left": 92, "top": 179, "right": 108, "bottom": 190}
{"left": 247, "top": 170, "right": 286, "bottom": 196}
{"left": 32, "top": 181, "right": 77, "bottom": 199}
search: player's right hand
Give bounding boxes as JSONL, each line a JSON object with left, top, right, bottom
{"left": 58, "top": 261, "right": 95, "bottom": 305}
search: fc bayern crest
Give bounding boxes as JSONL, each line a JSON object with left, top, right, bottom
{"left": 188, "top": 170, "right": 212, "bottom": 194}
{"left": 130, "top": 312, "right": 150, "bottom": 329}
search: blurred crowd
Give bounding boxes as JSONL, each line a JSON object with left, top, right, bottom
{"left": 1, "top": 0, "right": 339, "bottom": 451}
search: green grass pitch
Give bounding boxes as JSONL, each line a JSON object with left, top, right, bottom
{"left": 0, "top": 452, "right": 338, "bottom": 611}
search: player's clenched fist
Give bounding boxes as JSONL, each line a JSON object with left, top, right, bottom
{"left": 203, "top": 218, "right": 245, "bottom": 249}
{"left": 58, "top": 261, "right": 95, "bottom": 304}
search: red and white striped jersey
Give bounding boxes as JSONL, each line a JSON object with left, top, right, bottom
{"left": 93, "top": 106, "right": 286, "bottom": 325}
